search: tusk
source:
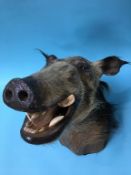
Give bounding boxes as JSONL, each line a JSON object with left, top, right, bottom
{"left": 26, "top": 113, "right": 32, "bottom": 122}
{"left": 26, "top": 113, "right": 37, "bottom": 127}
{"left": 49, "top": 116, "right": 64, "bottom": 127}
{"left": 58, "top": 94, "right": 75, "bottom": 107}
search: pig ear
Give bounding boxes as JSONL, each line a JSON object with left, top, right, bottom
{"left": 93, "top": 56, "right": 128, "bottom": 76}
{"left": 37, "top": 49, "right": 58, "bottom": 65}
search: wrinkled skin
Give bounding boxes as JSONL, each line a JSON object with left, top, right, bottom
{"left": 3, "top": 51, "right": 128, "bottom": 155}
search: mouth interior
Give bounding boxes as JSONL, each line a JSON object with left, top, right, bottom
{"left": 24, "top": 106, "right": 69, "bottom": 134}
{"left": 23, "top": 95, "right": 75, "bottom": 135}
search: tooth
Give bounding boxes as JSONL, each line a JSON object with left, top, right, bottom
{"left": 23, "top": 127, "right": 37, "bottom": 134}
{"left": 49, "top": 116, "right": 64, "bottom": 127}
{"left": 38, "top": 127, "right": 45, "bottom": 132}
{"left": 26, "top": 113, "right": 37, "bottom": 127}
{"left": 24, "top": 127, "right": 30, "bottom": 132}
{"left": 30, "top": 129, "right": 37, "bottom": 134}
{"left": 31, "top": 113, "right": 39, "bottom": 120}
{"left": 26, "top": 113, "right": 32, "bottom": 122}
{"left": 58, "top": 94, "right": 75, "bottom": 107}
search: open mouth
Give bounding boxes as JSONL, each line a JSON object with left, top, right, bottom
{"left": 21, "top": 94, "right": 75, "bottom": 144}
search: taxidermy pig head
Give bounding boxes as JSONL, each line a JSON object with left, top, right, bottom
{"left": 3, "top": 50, "right": 128, "bottom": 155}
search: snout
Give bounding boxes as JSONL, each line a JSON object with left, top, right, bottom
{"left": 3, "top": 78, "right": 35, "bottom": 111}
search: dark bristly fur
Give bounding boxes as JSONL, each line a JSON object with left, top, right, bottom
{"left": 3, "top": 52, "right": 128, "bottom": 155}
{"left": 59, "top": 81, "right": 116, "bottom": 155}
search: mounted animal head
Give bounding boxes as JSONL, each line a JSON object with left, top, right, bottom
{"left": 3, "top": 50, "right": 128, "bottom": 155}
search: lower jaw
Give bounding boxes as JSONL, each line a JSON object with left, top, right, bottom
{"left": 20, "top": 119, "right": 66, "bottom": 144}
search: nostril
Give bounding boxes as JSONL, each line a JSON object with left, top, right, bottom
{"left": 18, "top": 90, "right": 28, "bottom": 101}
{"left": 5, "top": 89, "right": 13, "bottom": 101}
